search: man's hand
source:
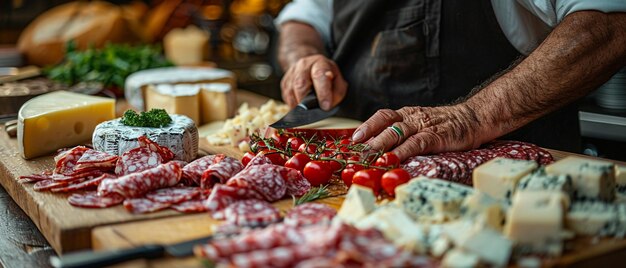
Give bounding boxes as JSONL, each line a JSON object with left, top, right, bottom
{"left": 280, "top": 54, "right": 348, "bottom": 110}
{"left": 351, "top": 104, "right": 484, "bottom": 161}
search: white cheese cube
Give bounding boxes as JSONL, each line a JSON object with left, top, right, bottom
{"left": 545, "top": 156, "right": 615, "bottom": 201}
{"left": 355, "top": 205, "right": 427, "bottom": 254}
{"left": 504, "top": 191, "right": 568, "bottom": 256}
{"left": 517, "top": 169, "right": 574, "bottom": 200}
{"left": 566, "top": 201, "right": 624, "bottom": 237}
{"left": 442, "top": 249, "right": 479, "bottom": 268}
{"left": 457, "top": 227, "right": 512, "bottom": 267}
{"left": 461, "top": 191, "right": 507, "bottom": 231}
{"left": 473, "top": 158, "right": 537, "bottom": 201}
{"left": 394, "top": 176, "right": 473, "bottom": 223}
{"left": 336, "top": 184, "right": 376, "bottom": 224}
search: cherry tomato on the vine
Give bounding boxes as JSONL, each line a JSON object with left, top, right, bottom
{"left": 260, "top": 149, "right": 287, "bottom": 166}
{"left": 381, "top": 168, "right": 411, "bottom": 196}
{"left": 284, "top": 153, "right": 311, "bottom": 172}
{"left": 241, "top": 152, "right": 256, "bottom": 166}
{"left": 341, "top": 163, "right": 364, "bottom": 187}
{"left": 303, "top": 160, "right": 333, "bottom": 186}
{"left": 287, "top": 137, "right": 305, "bottom": 151}
{"left": 352, "top": 168, "right": 384, "bottom": 195}
{"left": 374, "top": 152, "right": 401, "bottom": 168}
{"left": 271, "top": 132, "right": 289, "bottom": 149}
{"left": 298, "top": 143, "right": 318, "bottom": 154}
{"left": 250, "top": 141, "right": 266, "bottom": 153}
{"left": 339, "top": 138, "right": 352, "bottom": 146}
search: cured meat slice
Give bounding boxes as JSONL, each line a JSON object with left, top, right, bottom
{"left": 145, "top": 187, "right": 202, "bottom": 204}
{"left": 51, "top": 170, "right": 103, "bottom": 182}
{"left": 123, "top": 198, "right": 171, "bottom": 214}
{"left": 50, "top": 173, "right": 114, "bottom": 193}
{"left": 279, "top": 168, "right": 311, "bottom": 196}
{"left": 223, "top": 200, "right": 281, "bottom": 227}
{"left": 171, "top": 200, "right": 208, "bottom": 213}
{"left": 18, "top": 172, "right": 52, "bottom": 183}
{"left": 34, "top": 179, "right": 74, "bottom": 191}
{"left": 230, "top": 245, "right": 323, "bottom": 268}
{"left": 226, "top": 164, "right": 287, "bottom": 202}
{"left": 284, "top": 203, "right": 336, "bottom": 227}
{"left": 204, "top": 185, "right": 243, "bottom": 213}
{"left": 138, "top": 135, "right": 175, "bottom": 162}
{"left": 182, "top": 155, "right": 221, "bottom": 185}
{"left": 68, "top": 191, "right": 124, "bottom": 208}
{"left": 54, "top": 146, "right": 90, "bottom": 175}
{"left": 115, "top": 147, "right": 163, "bottom": 176}
{"left": 99, "top": 162, "right": 182, "bottom": 198}
{"left": 200, "top": 156, "right": 244, "bottom": 189}
{"left": 244, "top": 153, "right": 273, "bottom": 168}
{"left": 74, "top": 149, "right": 118, "bottom": 171}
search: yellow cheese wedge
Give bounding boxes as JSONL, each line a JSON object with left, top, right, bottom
{"left": 17, "top": 91, "right": 115, "bottom": 159}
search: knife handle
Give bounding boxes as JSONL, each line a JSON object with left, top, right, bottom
{"left": 298, "top": 91, "right": 320, "bottom": 110}
{"left": 49, "top": 244, "right": 165, "bottom": 268}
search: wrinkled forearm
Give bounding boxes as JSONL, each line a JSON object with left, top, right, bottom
{"left": 464, "top": 11, "right": 626, "bottom": 144}
{"left": 278, "top": 22, "right": 326, "bottom": 71}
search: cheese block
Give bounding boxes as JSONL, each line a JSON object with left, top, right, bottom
{"left": 394, "top": 176, "right": 473, "bottom": 223}
{"left": 504, "top": 191, "right": 568, "bottom": 256}
{"left": 92, "top": 114, "right": 198, "bottom": 162}
{"left": 566, "top": 201, "right": 626, "bottom": 238}
{"left": 442, "top": 249, "right": 479, "bottom": 268}
{"left": 145, "top": 84, "right": 201, "bottom": 124}
{"left": 199, "top": 83, "right": 236, "bottom": 123}
{"left": 456, "top": 227, "right": 512, "bottom": 267}
{"left": 336, "top": 184, "right": 376, "bottom": 224}
{"left": 124, "top": 67, "right": 236, "bottom": 111}
{"left": 545, "top": 156, "right": 615, "bottom": 201}
{"left": 163, "top": 25, "right": 209, "bottom": 65}
{"left": 355, "top": 204, "right": 428, "bottom": 254}
{"left": 460, "top": 191, "right": 507, "bottom": 231}
{"left": 18, "top": 91, "right": 115, "bottom": 159}
{"left": 616, "top": 165, "right": 626, "bottom": 194}
{"left": 473, "top": 158, "right": 537, "bottom": 201}
{"left": 517, "top": 168, "right": 574, "bottom": 200}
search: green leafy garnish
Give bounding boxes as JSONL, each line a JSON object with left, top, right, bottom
{"left": 120, "top": 109, "right": 172, "bottom": 127}
{"left": 293, "top": 185, "right": 330, "bottom": 206}
{"left": 45, "top": 41, "right": 173, "bottom": 89}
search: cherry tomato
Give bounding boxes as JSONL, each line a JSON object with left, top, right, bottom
{"left": 381, "top": 168, "right": 411, "bottom": 196}
{"left": 241, "top": 152, "right": 256, "bottom": 166}
{"left": 374, "top": 152, "right": 401, "bottom": 168}
{"left": 347, "top": 155, "right": 361, "bottom": 162}
{"left": 284, "top": 153, "right": 311, "bottom": 172}
{"left": 339, "top": 138, "right": 352, "bottom": 146}
{"left": 250, "top": 141, "right": 266, "bottom": 153}
{"left": 303, "top": 160, "right": 333, "bottom": 186}
{"left": 341, "top": 163, "right": 364, "bottom": 187}
{"left": 260, "top": 150, "right": 287, "bottom": 166}
{"left": 352, "top": 168, "right": 384, "bottom": 195}
{"left": 298, "top": 143, "right": 318, "bottom": 154}
{"left": 287, "top": 137, "right": 305, "bottom": 151}
{"left": 325, "top": 140, "right": 336, "bottom": 149}
{"left": 271, "top": 132, "right": 289, "bottom": 149}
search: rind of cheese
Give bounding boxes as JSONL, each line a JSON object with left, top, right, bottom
{"left": 18, "top": 91, "right": 115, "bottom": 159}
{"left": 473, "top": 158, "right": 537, "bottom": 201}
{"left": 336, "top": 184, "right": 376, "bottom": 224}
{"left": 92, "top": 114, "right": 198, "bottom": 162}
{"left": 124, "top": 67, "right": 236, "bottom": 110}
{"left": 616, "top": 165, "right": 626, "bottom": 193}
{"left": 394, "top": 176, "right": 473, "bottom": 223}
{"left": 545, "top": 156, "right": 615, "bottom": 201}
{"left": 200, "top": 83, "right": 235, "bottom": 124}
{"left": 504, "top": 191, "right": 568, "bottom": 256}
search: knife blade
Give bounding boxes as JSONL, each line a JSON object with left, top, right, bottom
{"left": 49, "top": 235, "right": 215, "bottom": 268}
{"left": 270, "top": 91, "right": 339, "bottom": 129}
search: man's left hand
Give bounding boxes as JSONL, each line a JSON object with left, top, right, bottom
{"left": 351, "top": 105, "right": 484, "bottom": 161}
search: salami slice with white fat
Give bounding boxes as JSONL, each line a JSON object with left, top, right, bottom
{"left": 123, "top": 198, "right": 171, "bottom": 214}
{"left": 34, "top": 179, "right": 72, "bottom": 191}
{"left": 74, "top": 149, "right": 118, "bottom": 171}
{"left": 51, "top": 173, "right": 113, "bottom": 193}
{"left": 200, "top": 156, "right": 244, "bottom": 189}
{"left": 99, "top": 162, "right": 182, "bottom": 198}
{"left": 54, "top": 146, "right": 89, "bottom": 175}
{"left": 138, "top": 135, "right": 175, "bottom": 162}
{"left": 244, "top": 153, "right": 273, "bottom": 168}
{"left": 182, "top": 155, "right": 221, "bottom": 185}
{"left": 18, "top": 172, "right": 52, "bottom": 183}
{"left": 226, "top": 164, "right": 287, "bottom": 202}
{"left": 284, "top": 203, "right": 336, "bottom": 227}
{"left": 114, "top": 147, "right": 163, "bottom": 176}
{"left": 279, "top": 168, "right": 311, "bottom": 196}
{"left": 51, "top": 170, "right": 104, "bottom": 182}
{"left": 222, "top": 199, "right": 281, "bottom": 227}
{"left": 68, "top": 191, "right": 124, "bottom": 208}
{"left": 145, "top": 187, "right": 202, "bottom": 204}
{"left": 204, "top": 184, "right": 244, "bottom": 213}
{"left": 171, "top": 200, "right": 208, "bottom": 213}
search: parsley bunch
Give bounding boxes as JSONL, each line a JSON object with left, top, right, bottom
{"left": 120, "top": 109, "right": 172, "bottom": 128}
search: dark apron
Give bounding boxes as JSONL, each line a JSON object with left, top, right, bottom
{"left": 330, "top": 0, "right": 581, "bottom": 152}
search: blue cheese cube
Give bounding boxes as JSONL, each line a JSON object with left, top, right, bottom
{"left": 517, "top": 168, "right": 574, "bottom": 200}
{"left": 460, "top": 191, "right": 507, "bottom": 231}
{"left": 566, "top": 201, "right": 625, "bottom": 238}
{"left": 473, "top": 158, "right": 537, "bottom": 201}
{"left": 545, "top": 156, "right": 615, "bottom": 201}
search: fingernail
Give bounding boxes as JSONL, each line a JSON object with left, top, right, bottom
{"left": 322, "top": 100, "right": 331, "bottom": 110}
{"left": 352, "top": 130, "right": 364, "bottom": 141}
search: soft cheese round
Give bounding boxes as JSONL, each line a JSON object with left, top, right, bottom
{"left": 125, "top": 67, "right": 235, "bottom": 110}
{"left": 92, "top": 114, "right": 198, "bottom": 162}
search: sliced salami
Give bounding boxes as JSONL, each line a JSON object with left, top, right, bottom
{"left": 123, "top": 198, "right": 171, "bottom": 214}
{"left": 279, "top": 168, "right": 311, "bottom": 197}
{"left": 138, "top": 135, "right": 175, "bottom": 162}
{"left": 200, "top": 156, "right": 244, "bottom": 189}
{"left": 115, "top": 147, "right": 163, "bottom": 176}
{"left": 34, "top": 179, "right": 73, "bottom": 191}
{"left": 145, "top": 187, "right": 202, "bottom": 204}
{"left": 244, "top": 153, "right": 273, "bottom": 168}
{"left": 284, "top": 203, "right": 336, "bottom": 227}
{"left": 171, "top": 200, "right": 208, "bottom": 213}
{"left": 68, "top": 191, "right": 124, "bottom": 208}
{"left": 51, "top": 170, "right": 103, "bottom": 182}
{"left": 51, "top": 173, "right": 114, "bottom": 193}
{"left": 226, "top": 164, "right": 287, "bottom": 202}
{"left": 204, "top": 184, "right": 243, "bottom": 213}
{"left": 182, "top": 155, "right": 222, "bottom": 185}
{"left": 99, "top": 162, "right": 182, "bottom": 198}
{"left": 54, "top": 146, "right": 90, "bottom": 175}
{"left": 74, "top": 149, "right": 118, "bottom": 171}
{"left": 223, "top": 199, "right": 281, "bottom": 227}
{"left": 18, "top": 172, "right": 52, "bottom": 183}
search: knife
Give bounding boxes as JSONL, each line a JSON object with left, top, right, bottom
{"left": 270, "top": 91, "right": 339, "bottom": 129}
{"left": 49, "top": 235, "right": 214, "bottom": 268}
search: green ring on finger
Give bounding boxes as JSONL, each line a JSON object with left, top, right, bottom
{"left": 388, "top": 125, "right": 404, "bottom": 145}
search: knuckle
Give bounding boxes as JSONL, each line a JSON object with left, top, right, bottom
{"left": 376, "top": 109, "right": 399, "bottom": 121}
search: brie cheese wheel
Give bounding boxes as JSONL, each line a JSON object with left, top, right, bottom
{"left": 92, "top": 114, "right": 198, "bottom": 162}
{"left": 125, "top": 67, "right": 236, "bottom": 111}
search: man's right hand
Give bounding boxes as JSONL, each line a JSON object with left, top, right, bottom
{"left": 280, "top": 54, "right": 348, "bottom": 111}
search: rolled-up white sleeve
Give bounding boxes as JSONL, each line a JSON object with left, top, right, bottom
{"left": 275, "top": 0, "right": 333, "bottom": 45}
{"left": 518, "top": 0, "right": 626, "bottom": 27}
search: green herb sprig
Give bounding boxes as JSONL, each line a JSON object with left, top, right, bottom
{"left": 293, "top": 185, "right": 330, "bottom": 206}
{"left": 120, "top": 109, "right": 172, "bottom": 127}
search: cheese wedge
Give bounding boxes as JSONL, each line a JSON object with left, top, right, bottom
{"left": 545, "top": 156, "right": 615, "bottom": 201}
{"left": 18, "top": 91, "right": 115, "bottom": 159}
{"left": 473, "top": 158, "right": 537, "bottom": 201}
